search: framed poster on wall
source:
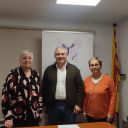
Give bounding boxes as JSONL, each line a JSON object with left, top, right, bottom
{"left": 42, "top": 31, "right": 93, "bottom": 79}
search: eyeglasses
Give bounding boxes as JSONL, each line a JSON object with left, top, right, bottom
{"left": 90, "top": 64, "right": 100, "bottom": 67}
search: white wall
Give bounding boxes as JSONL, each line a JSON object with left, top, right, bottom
{"left": 118, "top": 20, "right": 128, "bottom": 127}
{"left": 0, "top": 23, "right": 112, "bottom": 121}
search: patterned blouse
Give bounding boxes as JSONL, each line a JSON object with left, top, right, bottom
{"left": 1, "top": 66, "right": 42, "bottom": 121}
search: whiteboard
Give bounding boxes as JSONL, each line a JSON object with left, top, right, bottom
{"left": 42, "top": 31, "right": 93, "bottom": 79}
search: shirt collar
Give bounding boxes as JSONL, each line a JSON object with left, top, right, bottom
{"left": 56, "top": 62, "right": 67, "bottom": 70}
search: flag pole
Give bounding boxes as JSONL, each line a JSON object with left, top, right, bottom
{"left": 112, "top": 23, "right": 120, "bottom": 128}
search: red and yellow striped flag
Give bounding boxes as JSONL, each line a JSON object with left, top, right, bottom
{"left": 112, "top": 23, "right": 120, "bottom": 112}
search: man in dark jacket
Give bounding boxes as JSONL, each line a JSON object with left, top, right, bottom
{"left": 42, "top": 47, "right": 84, "bottom": 125}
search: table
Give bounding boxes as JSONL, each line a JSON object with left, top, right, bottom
{"left": 19, "top": 122, "right": 115, "bottom": 128}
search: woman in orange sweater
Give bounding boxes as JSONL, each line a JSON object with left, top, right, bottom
{"left": 83, "top": 57, "right": 116, "bottom": 123}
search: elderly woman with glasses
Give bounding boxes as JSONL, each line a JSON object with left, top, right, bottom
{"left": 83, "top": 57, "right": 117, "bottom": 124}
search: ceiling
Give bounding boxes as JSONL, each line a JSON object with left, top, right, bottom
{"left": 0, "top": 0, "right": 128, "bottom": 27}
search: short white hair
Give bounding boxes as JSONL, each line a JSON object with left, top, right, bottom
{"left": 54, "top": 47, "right": 68, "bottom": 57}
{"left": 20, "top": 50, "right": 34, "bottom": 60}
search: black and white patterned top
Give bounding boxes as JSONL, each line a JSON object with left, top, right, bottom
{"left": 1, "top": 66, "right": 42, "bottom": 121}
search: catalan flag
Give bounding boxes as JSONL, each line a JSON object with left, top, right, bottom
{"left": 111, "top": 24, "right": 120, "bottom": 128}
{"left": 112, "top": 23, "right": 120, "bottom": 113}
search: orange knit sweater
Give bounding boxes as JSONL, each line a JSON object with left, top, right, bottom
{"left": 83, "top": 74, "right": 116, "bottom": 119}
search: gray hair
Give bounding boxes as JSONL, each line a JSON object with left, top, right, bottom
{"left": 20, "top": 50, "right": 34, "bottom": 60}
{"left": 54, "top": 47, "right": 68, "bottom": 57}
{"left": 88, "top": 57, "right": 102, "bottom": 66}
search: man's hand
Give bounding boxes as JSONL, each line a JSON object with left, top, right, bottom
{"left": 83, "top": 112, "right": 87, "bottom": 117}
{"left": 74, "top": 105, "right": 81, "bottom": 113}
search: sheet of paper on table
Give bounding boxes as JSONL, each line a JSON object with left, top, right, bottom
{"left": 58, "top": 124, "right": 80, "bottom": 128}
